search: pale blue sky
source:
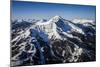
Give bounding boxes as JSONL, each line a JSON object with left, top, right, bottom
{"left": 11, "top": 1, "right": 96, "bottom": 20}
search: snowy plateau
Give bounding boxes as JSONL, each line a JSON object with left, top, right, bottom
{"left": 11, "top": 15, "right": 96, "bottom": 66}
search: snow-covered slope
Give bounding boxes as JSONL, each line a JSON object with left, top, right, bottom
{"left": 35, "top": 16, "right": 62, "bottom": 39}
{"left": 34, "top": 15, "right": 85, "bottom": 39}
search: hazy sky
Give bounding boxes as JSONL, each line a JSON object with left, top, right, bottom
{"left": 11, "top": 1, "right": 96, "bottom": 20}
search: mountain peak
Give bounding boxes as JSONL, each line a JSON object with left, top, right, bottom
{"left": 53, "top": 15, "right": 61, "bottom": 18}
{"left": 47, "top": 15, "right": 63, "bottom": 23}
{"left": 52, "top": 15, "right": 62, "bottom": 20}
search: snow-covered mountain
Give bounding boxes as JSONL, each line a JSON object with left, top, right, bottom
{"left": 33, "top": 16, "right": 85, "bottom": 39}
{"left": 11, "top": 15, "right": 96, "bottom": 66}
{"left": 72, "top": 19, "right": 95, "bottom": 24}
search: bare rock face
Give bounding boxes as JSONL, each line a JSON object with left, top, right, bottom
{"left": 11, "top": 16, "right": 96, "bottom": 66}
